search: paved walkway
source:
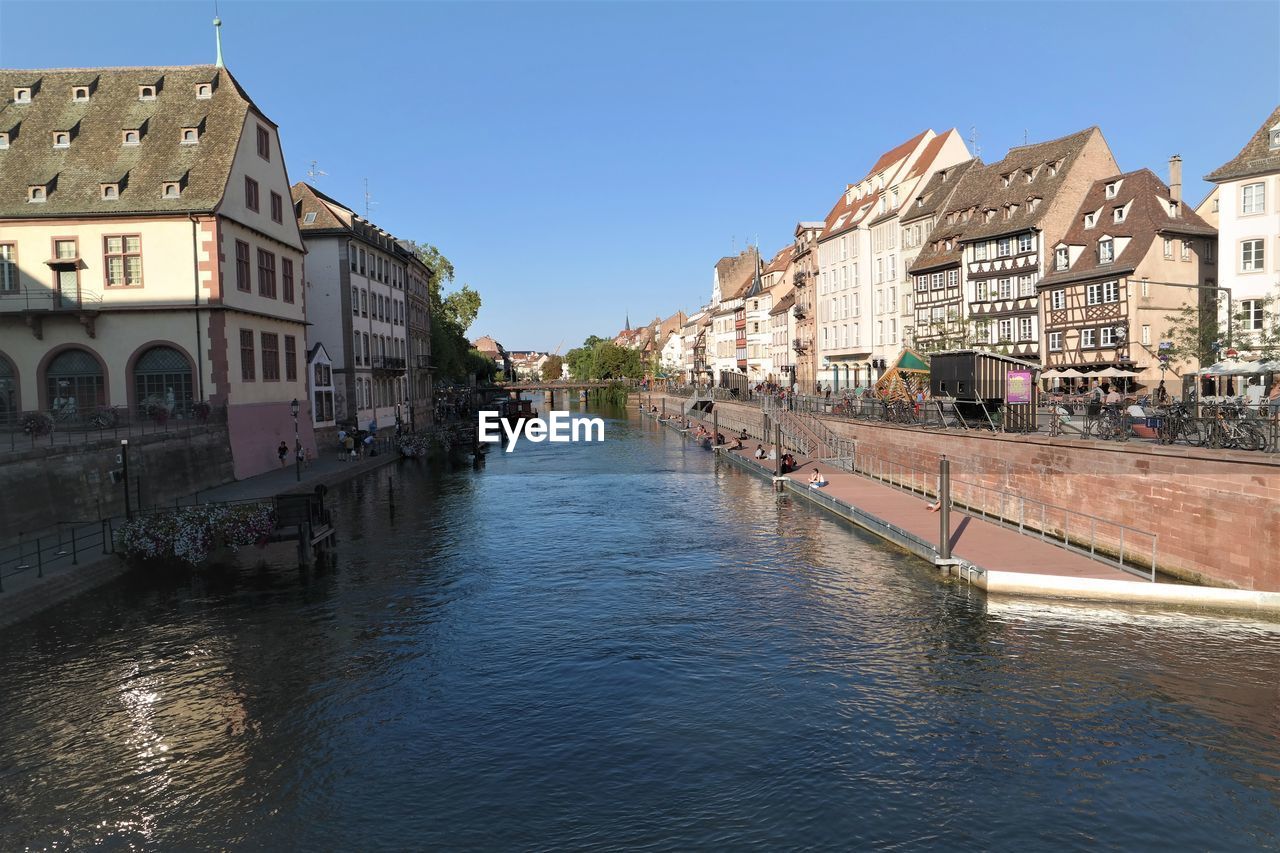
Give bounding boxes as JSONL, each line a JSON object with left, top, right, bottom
{"left": 0, "top": 442, "right": 401, "bottom": 604}
{"left": 653, "top": 410, "right": 1136, "bottom": 583}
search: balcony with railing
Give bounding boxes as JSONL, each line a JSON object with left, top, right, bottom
{"left": 371, "top": 356, "right": 407, "bottom": 373}
{"left": 792, "top": 338, "right": 808, "bottom": 354}
{"left": 792, "top": 304, "right": 806, "bottom": 320}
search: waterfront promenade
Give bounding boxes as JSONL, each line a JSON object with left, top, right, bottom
{"left": 649, "top": 408, "right": 1280, "bottom": 613}
{"left": 0, "top": 446, "right": 401, "bottom": 629}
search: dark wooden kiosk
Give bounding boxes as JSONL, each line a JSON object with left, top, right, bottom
{"left": 929, "top": 349, "right": 1039, "bottom": 431}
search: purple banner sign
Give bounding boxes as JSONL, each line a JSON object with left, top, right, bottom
{"left": 1006, "top": 370, "right": 1033, "bottom": 404}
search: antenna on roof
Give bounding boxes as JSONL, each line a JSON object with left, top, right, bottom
{"left": 968, "top": 125, "right": 980, "bottom": 158}
{"left": 307, "top": 160, "right": 327, "bottom": 179}
{"left": 1024, "top": 129, "right": 1028, "bottom": 146}
{"left": 363, "top": 177, "right": 377, "bottom": 217}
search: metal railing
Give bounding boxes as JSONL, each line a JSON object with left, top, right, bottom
{"left": 1, "top": 401, "right": 227, "bottom": 454}
{"left": 849, "top": 452, "right": 1159, "bottom": 581}
{"left": 0, "top": 286, "right": 105, "bottom": 312}
{"left": 0, "top": 519, "right": 116, "bottom": 592}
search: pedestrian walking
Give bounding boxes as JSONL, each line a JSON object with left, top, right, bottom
{"left": 277, "top": 440, "right": 289, "bottom": 468}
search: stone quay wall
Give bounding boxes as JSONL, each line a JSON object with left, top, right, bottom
{"left": 0, "top": 426, "right": 237, "bottom": 541}
{"left": 645, "top": 394, "right": 1280, "bottom": 591}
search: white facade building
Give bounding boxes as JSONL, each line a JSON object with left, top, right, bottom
{"left": 1204, "top": 106, "right": 1280, "bottom": 349}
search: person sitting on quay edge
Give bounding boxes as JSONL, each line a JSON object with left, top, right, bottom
{"left": 781, "top": 452, "right": 796, "bottom": 474}
{"left": 730, "top": 435, "right": 744, "bottom": 450}
{"left": 738, "top": 428, "right": 749, "bottom": 442}
{"left": 754, "top": 444, "right": 766, "bottom": 460}
{"left": 715, "top": 432, "right": 726, "bottom": 446}
{"left": 809, "top": 468, "right": 828, "bottom": 488}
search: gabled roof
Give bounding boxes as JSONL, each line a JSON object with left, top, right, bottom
{"left": 909, "top": 127, "right": 1111, "bottom": 272}
{"left": 863, "top": 129, "right": 929, "bottom": 181}
{"left": 899, "top": 158, "right": 981, "bottom": 225}
{"left": 1205, "top": 104, "right": 1280, "bottom": 183}
{"left": 0, "top": 65, "right": 257, "bottom": 217}
{"left": 769, "top": 289, "right": 795, "bottom": 315}
{"left": 763, "top": 245, "right": 793, "bottom": 275}
{"left": 1038, "top": 168, "right": 1217, "bottom": 287}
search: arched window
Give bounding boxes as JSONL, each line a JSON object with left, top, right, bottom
{"left": 46, "top": 348, "right": 105, "bottom": 419}
{"left": 0, "top": 355, "right": 17, "bottom": 427}
{"left": 134, "top": 345, "right": 193, "bottom": 416}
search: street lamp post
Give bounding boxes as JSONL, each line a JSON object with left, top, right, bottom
{"left": 120, "top": 439, "right": 132, "bottom": 520}
{"left": 290, "top": 398, "right": 301, "bottom": 483}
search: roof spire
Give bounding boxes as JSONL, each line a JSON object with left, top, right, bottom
{"left": 213, "top": 15, "right": 224, "bottom": 68}
{"left": 625, "top": 311, "right": 631, "bottom": 332}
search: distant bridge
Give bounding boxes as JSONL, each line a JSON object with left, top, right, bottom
{"left": 485, "top": 380, "right": 641, "bottom": 393}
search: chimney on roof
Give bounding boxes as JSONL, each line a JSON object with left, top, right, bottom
{"left": 1169, "top": 155, "right": 1182, "bottom": 210}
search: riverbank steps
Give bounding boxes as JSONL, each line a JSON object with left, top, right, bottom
{"left": 641, "top": 403, "right": 1280, "bottom": 615}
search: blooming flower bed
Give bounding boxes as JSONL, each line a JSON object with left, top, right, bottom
{"left": 115, "top": 503, "right": 277, "bottom": 566}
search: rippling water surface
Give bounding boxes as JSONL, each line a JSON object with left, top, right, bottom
{"left": 2, "top": 402, "right": 1279, "bottom": 850}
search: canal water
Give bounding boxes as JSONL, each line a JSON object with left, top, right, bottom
{"left": 2, "top": 402, "right": 1279, "bottom": 850}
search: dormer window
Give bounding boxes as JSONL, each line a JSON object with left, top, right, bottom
{"left": 1270, "top": 129, "right": 1280, "bottom": 150}
{"left": 1114, "top": 206, "right": 1126, "bottom": 223}
{"left": 1001, "top": 173, "right": 1011, "bottom": 188}
{"left": 1084, "top": 212, "right": 1096, "bottom": 228}
{"left": 195, "top": 82, "right": 213, "bottom": 99}
{"left": 13, "top": 87, "right": 31, "bottom": 104}
{"left": 72, "top": 86, "right": 90, "bottom": 102}
{"left": 1047, "top": 162, "right": 1058, "bottom": 177}
{"left": 1169, "top": 201, "right": 1179, "bottom": 216}
{"left": 180, "top": 127, "right": 199, "bottom": 145}
{"left": 101, "top": 183, "right": 120, "bottom": 200}
{"left": 1055, "top": 247, "right": 1069, "bottom": 271}
{"left": 162, "top": 182, "right": 182, "bottom": 199}
{"left": 122, "top": 129, "right": 140, "bottom": 146}
{"left": 52, "top": 131, "right": 70, "bottom": 148}
{"left": 138, "top": 85, "right": 156, "bottom": 101}
{"left": 0, "top": 131, "right": 8, "bottom": 150}
{"left": 28, "top": 185, "right": 47, "bottom": 203}
{"left": 1099, "top": 238, "right": 1114, "bottom": 264}
{"left": 1105, "top": 182, "right": 1119, "bottom": 199}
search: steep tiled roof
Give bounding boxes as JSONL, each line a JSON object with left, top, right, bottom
{"left": 0, "top": 65, "right": 256, "bottom": 217}
{"left": 863, "top": 129, "right": 929, "bottom": 181}
{"left": 899, "top": 158, "right": 980, "bottom": 225}
{"left": 1205, "top": 105, "right": 1280, "bottom": 183}
{"left": 904, "top": 131, "right": 954, "bottom": 181}
{"left": 1038, "top": 169, "right": 1216, "bottom": 287}
{"left": 764, "top": 245, "right": 792, "bottom": 275}
{"left": 770, "top": 289, "right": 795, "bottom": 315}
{"left": 951, "top": 127, "right": 1105, "bottom": 242}
{"left": 292, "top": 181, "right": 349, "bottom": 231}
{"left": 909, "top": 128, "right": 1109, "bottom": 271}
{"left": 819, "top": 187, "right": 881, "bottom": 242}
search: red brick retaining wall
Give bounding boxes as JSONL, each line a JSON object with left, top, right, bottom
{"left": 650, "top": 395, "right": 1280, "bottom": 591}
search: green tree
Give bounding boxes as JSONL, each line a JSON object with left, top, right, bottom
{"left": 541, "top": 355, "right": 564, "bottom": 382}
{"left": 407, "top": 241, "right": 489, "bottom": 383}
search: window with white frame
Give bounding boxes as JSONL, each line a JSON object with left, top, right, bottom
{"left": 1081, "top": 328, "right": 1096, "bottom": 348}
{"left": 1103, "top": 280, "right": 1119, "bottom": 303}
{"left": 931, "top": 306, "right": 946, "bottom": 322}
{"left": 1019, "top": 275, "right": 1035, "bottom": 297}
{"left": 1242, "top": 182, "right": 1265, "bottom": 214}
{"left": 975, "top": 320, "right": 991, "bottom": 342}
{"left": 1181, "top": 240, "right": 1191, "bottom": 261}
{"left": 1099, "top": 238, "right": 1114, "bottom": 263}
{"left": 946, "top": 269, "right": 958, "bottom": 288}
{"left": 1018, "top": 233, "right": 1033, "bottom": 253}
{"left": 1051, "top": 289, "right": 1065, "bottom": 310}
{"left": 1100, "top": 326, "right": 1116, "bottom": 347}
{"left": 1086, "top": 283, "right": 1102, "bottom": 305}
{"left": 1242, "top": 299, "right": 1265, "bottom": 330}
{"left": 916, "top": 275, "right": 928, "bottom": 293}
{"left": 1114, "top": 206, "right": 1126, "bottom": 223}
{"left": 1055, "top": 247, "right": 1069, "bottom": 270}
{"left": 975, "top": 281, "right": 988, "bottom": 301}
{"left": 1241, "top": 239, "right": 1265, "bottom": 272}
{"left": 1164, "top": 238, "right": 1173, "bottom": 258}
{"left": 974, "top": 242, "right": 987, "bottom": 261}
{"left": 997, "top": 319, "right": 1013, "bottom": 342}
{"left": 997, "top": 238, "right": 1012, "bottom": 257}
{"left": 930, "top": 272, "right": 944, "bottom": 290}
{"left": 998, "top": 277, "right": 1012, "bottom": 299}
{"left": 1019, "top": 317, "right": 1033, "bottom": 341}
{"left": 1048, "top": 331, "right": 1062, "bottom": 351}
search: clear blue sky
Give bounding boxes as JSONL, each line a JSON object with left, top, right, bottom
{"left": 2, "top": 1, "right": 1277, "bottom": 351}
